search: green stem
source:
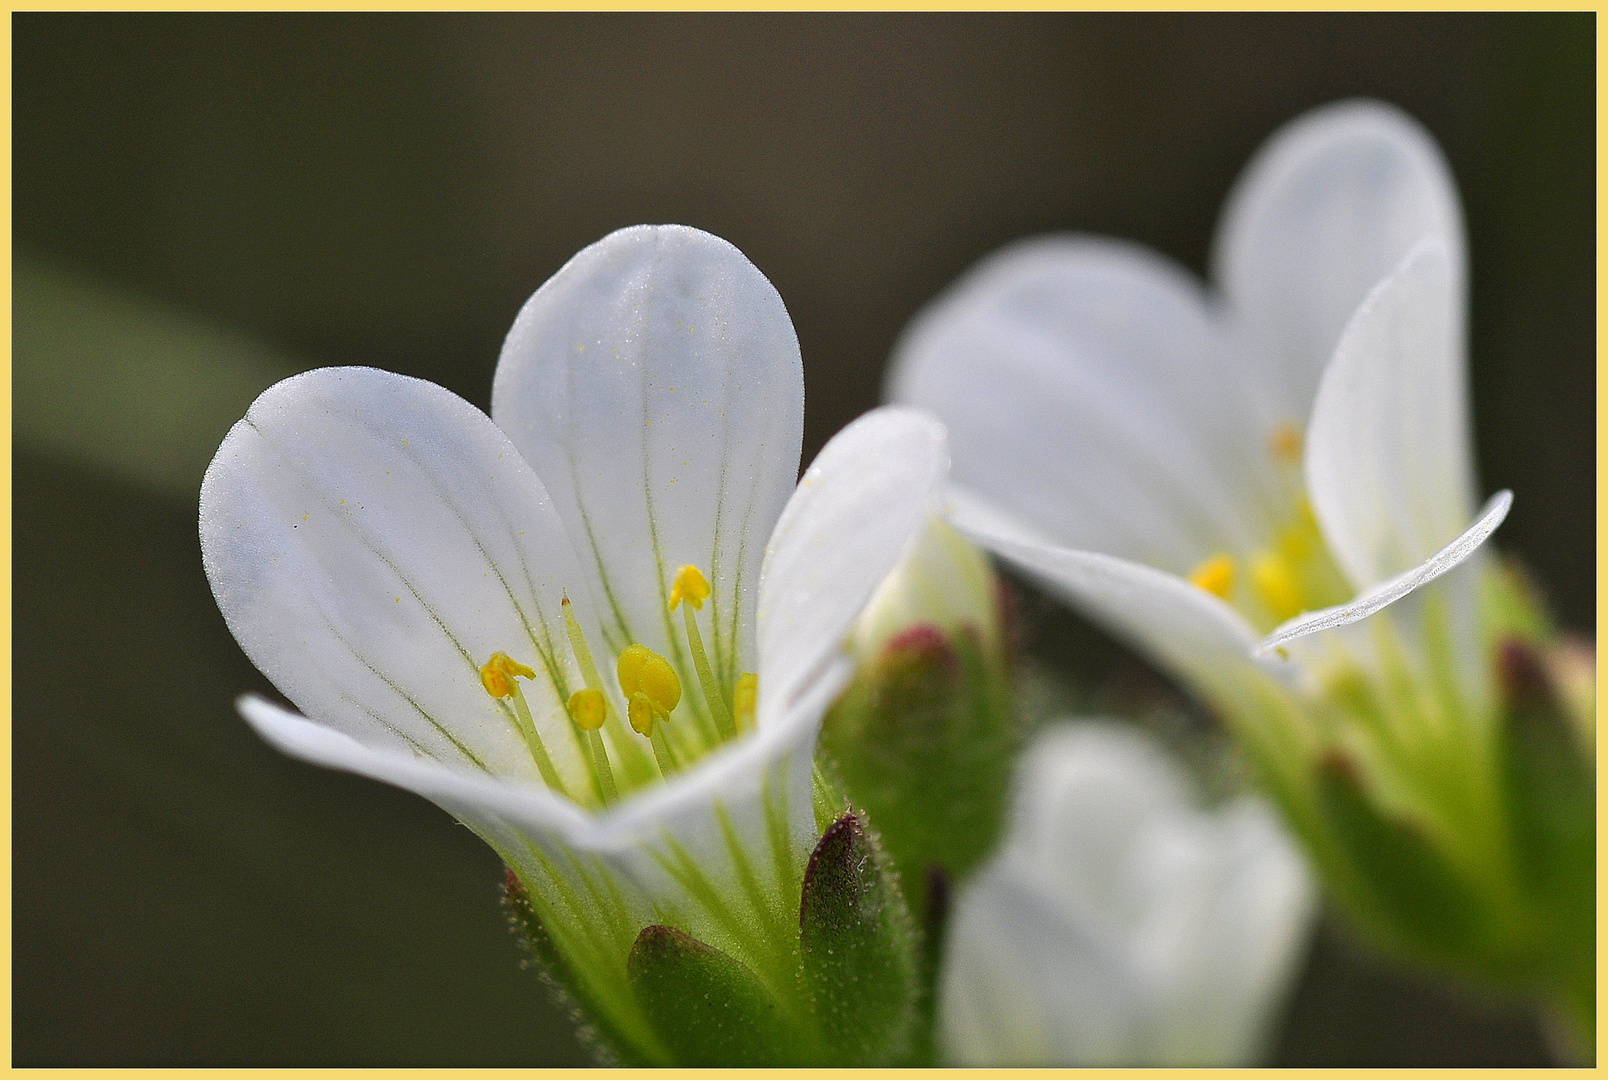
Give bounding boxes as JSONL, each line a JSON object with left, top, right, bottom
{"left": 649, "top": 723, "right": 681, "bottom": 777}
{"left": 587, "top": 728, "right": 619, "bottom": 804}
{"left": 683, "top": 604, "right": 735, "bottom": 739}
{"left": 508, "top": 685, "right": 569, "bottom": 798}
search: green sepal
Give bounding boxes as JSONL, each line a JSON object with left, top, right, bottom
{"left": 1497, "top": 639, "right": 1596, "bottom": 1035}
{"left": 799, "top": 810, "right": 919, "bottom": 1066}
{"left": 500, "top": 869, "right": 647, "bottom": 1066}
{"left": 1499, "top": 640, "right": 1596, "bottom": 905}
{"left": 1314, "top": 754, "right": 1487, "bottom": 968}
{"left": 819, "top": 622, "right": 1018, "bottom": 917}
{"left": 625, "top": 924, "right": 805, "bottom": 1067}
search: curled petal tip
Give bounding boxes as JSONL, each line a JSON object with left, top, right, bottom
{"left": 1254, "top": 489, "right": 1512, "bottom": 657}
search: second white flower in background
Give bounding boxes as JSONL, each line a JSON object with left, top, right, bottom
{"left": 941, "top": 721, "right": 1313, "bottom": 1066}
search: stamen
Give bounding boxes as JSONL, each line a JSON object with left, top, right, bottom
{"left": 567, "top": 688, "right": 618, "bottom": 805}
{"left": 567, "top": 688, "right": 606, "bottom": 731}
{"left": 619, "top": 643, "right": 684, "bottom": 777}
{"left": 669, "top": 564, "right": 712, "bottom": 611}
{"left": 561, "top": 594, "right": 609, "bottom": 695}
{"left": 617, "top": 644, "right": 683, "bottom": 716}
{"left": 669, "top": 564, "right": 736, "bottom": 739}
{"left": 626, "top": 691, "right": 675, "bottom": 776}
{"left": 1188, "top": 553, "right": 1236, "bottom": 600}
{"left": 650, "top": 725, "right": 682, "bottom": 776}
{"left": 626, "top": 693, "right": 657, "bottom": 736}
{"left": 480, "top": 650, "right": 534, "bottom": 699}
{"left": 481, "top": 652, "right": 568, "bottom": 797}
{"left": 733, "top": 672, "right": 757, "bottom": 733}
{"left": 558, "top": 595, "right": 646, "bottom": 801}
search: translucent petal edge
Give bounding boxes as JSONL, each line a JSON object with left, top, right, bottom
{"left": 1255, "top": 489, "right": 1511, "bottom": 657}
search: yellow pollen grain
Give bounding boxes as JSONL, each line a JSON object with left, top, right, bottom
{"left": 669, "top": 565, "right": 711, "bottom": 611}
{"left": 567, "top": 688, "right": 607, "bottom": 732}
{"left": 1251, "top": 553, "right": 1304, "bottom": 622}
{"left": 1188, "top": 553, "right": 1236, "bottom": 600}
{"left": 1270, "top": 423, "right": 1303, "bottom": 462}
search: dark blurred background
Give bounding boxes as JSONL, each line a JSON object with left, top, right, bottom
{"left": 13, "top": 13, "right": 1593, "bottom": 1065}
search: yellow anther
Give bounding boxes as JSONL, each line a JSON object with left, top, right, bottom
{"left": 1251, "top": 552, "right": 1304, "bottom": 622}
{"left": 733, "top": 672, "right": 758, "bottom": 733}
{"left": 567, "top": 688, "right": 607, "bottom": 732}
{"left": 480, "top": 651, "right": 536, "bottom": 699}
{"left": 617, "top": 644, "right": 649, "bottom": 698}
{"left": 1270, "top": 422, "right": 1303, "bottom": 462}
{"left": 628, "top": 694, "right": 657, "bottom": 736}
{"left": 1188, "top": 553, "right": 1236, "bottom": 600}
{"left": 669, "top": 564, "right": 712, "bottom": 611}
{"left": 617, "top": 643, "right": 682, "bottom": 715}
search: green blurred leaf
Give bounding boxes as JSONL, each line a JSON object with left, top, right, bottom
{"left": 13, "top": 256, "right": 302, "bottom": 501}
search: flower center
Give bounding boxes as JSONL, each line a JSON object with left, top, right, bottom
{"left": 479, "top": 563, "right": 757, "bottom": 808}
{"left": 1187, "top": 425, "right": 1352, "bottom": 633}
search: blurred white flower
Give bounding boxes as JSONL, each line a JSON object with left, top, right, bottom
{"left": 940, "top": 721, "right": 1314, "bottom": 1066}
{"left": 889, "top": 99, "right": 1511, "bottom": 870}
{"left": 201, "top": 224, "right": 947, "bottom": 1062}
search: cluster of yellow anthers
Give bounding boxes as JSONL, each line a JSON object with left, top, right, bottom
{"left": 479, "top": 564, "right": 757, "bottom": 806}
{"left": 1186, "top": 423, "right": 1351, "bottom": 632}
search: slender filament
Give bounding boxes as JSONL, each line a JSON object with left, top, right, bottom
{"left": 681, "top": 603, "right": 736, "bottom": 739}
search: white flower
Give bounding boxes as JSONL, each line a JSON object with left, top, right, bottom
{"left": 201, "top": 224, "right": 947, "bottom": 1062}
{"left": 888, "top": 100, "right": 1511, "bottom": 843}
{"left": 940, "top": 722, "right": 1313, "bottom": 1066}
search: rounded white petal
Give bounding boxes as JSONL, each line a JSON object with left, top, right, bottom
{"left": 1214, "top": 98, "right": 1465, "bottom": 430}
{"left": 1256, "top": 488, "right": 1511, "bottom": 658}
{"left": 940, "top": 722, "right": 1315, "bottom": 1066}
{"left": 199, "top": 366, "right": 593, "bottom": 790}
{"left": 1305, "top": 238, "right": 1478, "bottom": 589}
{"left": 756, "top": 405, "right": 948, "bottom": 720}
{"left": 492, "top": 224, "right": 803, "bottom": 691}
{"left": 889, "top": 234, "right": 1270, "bottom": 571}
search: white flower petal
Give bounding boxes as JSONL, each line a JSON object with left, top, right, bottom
{"left": 1305, "top": 238, "right": 1478, "bottom": 588}
{"left": 239, "top": 693, "right": 597, "bottom": 839}
{"left": 889, "top": 234, "right": 1271, "bottom": 571}
{"left": 199, "top": 367, "right": 594, "bottom": 791}
{"left": 945, "top": 487, "right": 1274, "bottom": 695}
{"left": 941, "top": 868, "right": 1143, "bottom": 1066}
{"left": 940, "top": 722, "right": 1314, "bottom": 1066}
{"left": 491, "top": 225, "right": 804, "bottom": 692}
{"left": 1214, "top": 99, "right": 1465, "bottom": 431}
{"left": 1144, "top": 797, "right": 1315, "bottom": 1065}
{"left": 1255, "top": 488, "right": 1511, "bottom": 657}
{"left": 756, "top": 405, "right": 948, "bottom": 721}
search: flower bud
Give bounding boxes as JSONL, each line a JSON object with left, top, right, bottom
{"left": 820, "top": 517, "right": 1020, "bottom": 922}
